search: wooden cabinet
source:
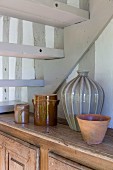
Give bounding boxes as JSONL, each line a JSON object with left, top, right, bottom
{"left": 49, "top": 153, "right": 92, "bottom": 170}
{"left": 0, "top": 145, "right": 5, "bottom": 169}
{"left": 0, "top": 133, "right": 39, "bottom": 170}
{"left": 6, "top": 151, "right": 26, "bottom": 170}
{"left": 0, "top": 132, "right": 93, "bottom": 170}
{"left": 0, "top": 114, "right": 113, "bottom": 170}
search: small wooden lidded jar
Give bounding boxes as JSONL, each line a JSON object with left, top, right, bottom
{"left": 14, "top": 104, "right": 29, "bottom": 124}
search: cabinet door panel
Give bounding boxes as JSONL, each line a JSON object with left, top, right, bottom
{"left": 49, "top": 153, "right": 92, "bottom": 170}
{"left": 4, "top": 134, "right": 39, "bottom": 170}
{"left": 9, "top": 158, "right": 24, "bottom": 170}
{"left": 0, "top": 145, "right": 5, "bottom": 170}
{"left": 6, "top": 150, "right": 28, "bottom": 170}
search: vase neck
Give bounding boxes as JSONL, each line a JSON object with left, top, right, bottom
{"left": 77, "top": 71, "right": 89, "bottom": 77}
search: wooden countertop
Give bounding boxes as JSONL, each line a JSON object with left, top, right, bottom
{"left": 0, "top": 113, "right": 113, "bottom": 170}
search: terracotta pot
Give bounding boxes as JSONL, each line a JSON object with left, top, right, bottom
{"left": 76, "top": 114, "right": 111, "bottom": 145}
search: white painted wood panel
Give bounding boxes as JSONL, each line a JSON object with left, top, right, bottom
{"left": 2, "top": 16, "right": 10, "bottom": 101}
{"left": 0, "top": 42, "right": 64, "bottom": 59}
{"left": 22, "top": 59, "right": 35, "bottom": 80}
{"left": 0, "top": 57, "right": 3, "bottom": 79}
{"left": 54, "top": 27, "right": 64, "bottom": 49}
{"left": 0, "top": 89, "right": 3, "bottom": 102}
{"left": 79, "top": 0, "right": 89, "bottom": 11}
{"left": 22, "top": 20, "right": 34, "bottom": 103}
{"left": 54, "top": 18, "right": 64, "bottom": 118}
{"left": 23, "top": 20, "right": 34, "bottom": 46}
{"left": 28, "top": 23, "right": 45, "bottom": 112}
{"left": 9, "top": 17, "right": 17, "bottom": 80}
{"left": 9, "top": 87, "right": 15, "bottom": 101}
{"left": 15, "top": 19, "right": 23, "bottom": 100}
{"left": 0, "top": 0, "right": 89, "bottom": 27}
{"left": 9, "top": 18, "right": 18, "bottom": 44}
{"left": 33, "top": 23, "right": 45, "bottom": 80}
{"left": 9, "top": 17, "right": 18, "bottom": 101}
{"left": 21, "top": 87, "right": 28, "bottom": 102}
{"left": 45, "top": 26, "right": 54, "bottom": 48}
{"left": 9, "top": 58, "right": 16, "bottom": 80}
{"left": 57, "top": 0, "right": 67, "bottom": 3}
{"left": 22, "top": 20, "right": 35, "bottom": 80}
{"left": 34, "top": 26, "right": 64, "bottom": 94}
{"left": 0, "top": 16, "right": 3, "bottom": 101}
{"left": 0, "top": 80, "right": 44, "bottom": 87}
{"left": 0, "top": 16, "right": 3, "bottom": 80}
{"left": 67, "top": 0, "right": 79, "bottom": 8}
{"left": 0, "top": 16, "right": 3, "bottom": 41}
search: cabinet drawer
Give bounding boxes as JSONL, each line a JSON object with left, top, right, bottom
{"left": 49, "top": 153, "right": 92, "bottom": 170}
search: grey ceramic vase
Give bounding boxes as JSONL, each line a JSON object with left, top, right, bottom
{"left": 61, "top": 71, "right": 104, "bottom": 131}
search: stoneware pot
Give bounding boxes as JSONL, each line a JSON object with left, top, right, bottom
{"left": 32, "top": 94, "right": 59, "bottom": 126}
{"left": 76, "top": 114, "right": 111, "bottom": 145}
{"left": 14, "top": 104, "right": 29, "bottom": 124}
{"left": 61, "top": 71, "right": 104, "bottom": 131}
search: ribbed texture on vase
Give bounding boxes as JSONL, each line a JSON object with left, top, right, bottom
{"left": 61, "top": 71, "right": 104, "bottom": 131}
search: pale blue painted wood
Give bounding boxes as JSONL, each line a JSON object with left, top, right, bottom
{"left": 0, "top": 80, "right": 44, "bottom": 87}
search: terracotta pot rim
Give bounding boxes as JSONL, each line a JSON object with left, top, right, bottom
{"left": 76, "top": 114, "right": 111, "bottom": 122}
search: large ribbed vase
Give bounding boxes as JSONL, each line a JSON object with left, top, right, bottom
{"left": 61, "top": 71, "right": 104, "bottom": 131}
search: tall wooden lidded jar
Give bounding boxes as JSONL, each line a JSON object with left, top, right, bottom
{"left": 33, "top": 94, "right": 59, "bottom": 126}
{"left": 61, "top": 71, "right": 104, "bottom": 131}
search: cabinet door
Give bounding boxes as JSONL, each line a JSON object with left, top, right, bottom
{"left": 49, "top": 153, "right": 92, "bottom": 170}
{"left": 0, "top": 145, "right": 5, "bottom": 170}
{"left": 4, "top": 135, "right": 39, "bottom": 170}
{"left": 6, "top": 150, "right": 29, "bottom": 170}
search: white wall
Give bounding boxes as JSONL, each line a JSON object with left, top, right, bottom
{"left": 62, "top": 17, "right": 113, "bottom": 127}
{"left": 63, "top": 14, "right": 113, "bottom": 128}
{"left": 95, "top": 19, "right": 113, "bottom": 128}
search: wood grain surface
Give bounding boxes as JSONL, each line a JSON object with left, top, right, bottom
{"left": 49, "top": 153, "right": 92, "bottom": 170}
{"left": 0, "top": 113, "right": 113, "bottom": 170}
{"left": 0, "top": 131, "right": 39, "bottom": 170}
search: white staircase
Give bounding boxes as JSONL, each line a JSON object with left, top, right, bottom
{"left": 0, "top": 0, "right": 113, "bottom": 113}
{"left": 32, "top": 0, "right": 113, "bottom": 94}
{"left": 0, "top": 0, "right": 89, "bottom": 28}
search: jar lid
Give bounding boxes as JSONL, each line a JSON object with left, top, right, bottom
{"left": 15, "top": 104, "right": 29, "bottom": 110}
{"left": 34, "top": 94, "right": 57, "bottom": 100}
